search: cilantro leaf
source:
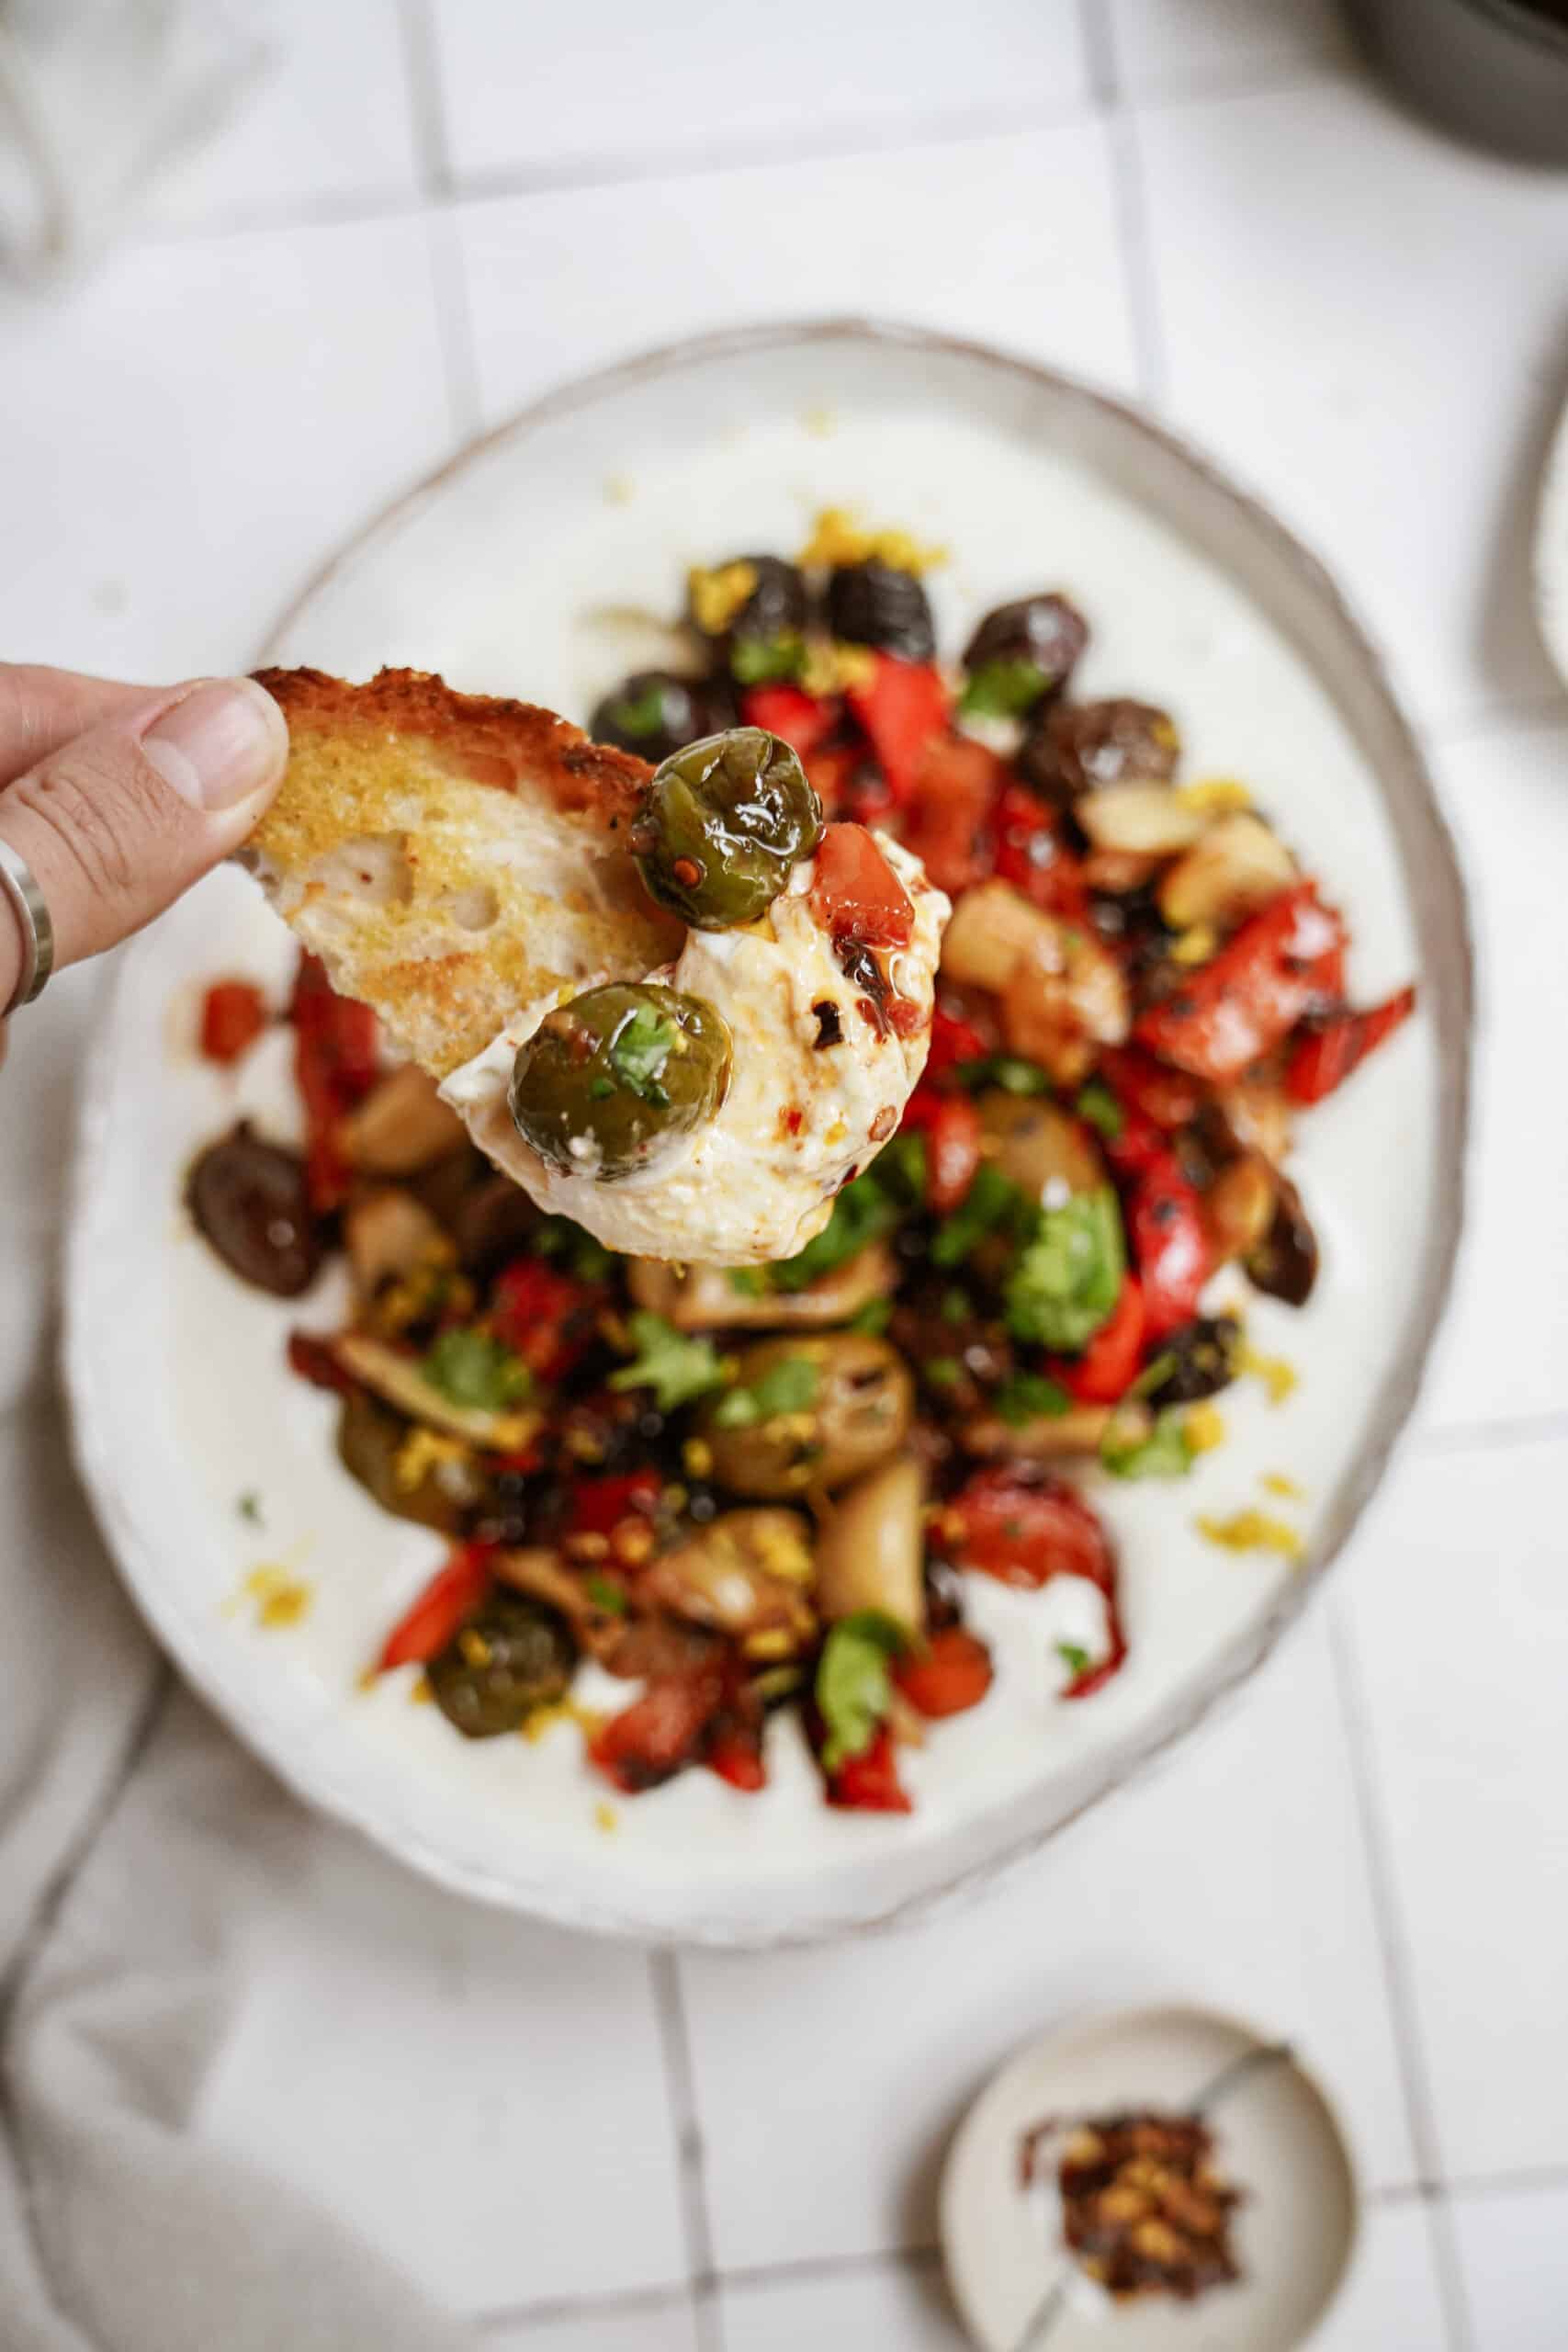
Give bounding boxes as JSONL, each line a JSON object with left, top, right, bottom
{"left": 1004, "top": 1185, "right": 1124, "bottom": 1351}
{"left": 817, "top": 1610, "right": 909, "bottom": 1773}
{"left": 603, "top": 682, "right": 669, "bottom": 740}
{"left": 422, "top": 1329, "right": 534, "bottom": 1412}
{"left": 958, "top": 656, "right": 1049, "bottom": 720}
{"left": 953, "top": 1053, "right": 1052, "bottom": 1097}
{"left": 730, "top": 630, "right": 807, "bottom": 685}
{"left": 931, "top": 1161, "right": 1025, "bottom": 1269}
{"left": 1056, "top": 1642, "right": 1092, "bottom": 1677}
{"left": 773, "top": 1171, "right": 898, "bottom": 1292}
{"left": 1101, "top": 1407, "right": 1194, "bottom": 1481}
{"left": 584, "top": 1574, "right": 630, "bottom": 1616}
{"left": 1074, "top": 1078, "right": 1124, "bottom": 1140}
{"left": 925, "top": 1357, "right": 963, "bottom": 1389}
{"left": 727, "top": 1268, "right": 768, "bottom": 1298}
{"left": 237, "top": 1491, "right": 264, "bottom": 1526}
{"left": 609, "top": 1003, "right": 680, "bottom": 1106}
{"left": 607, "top": 1311, "right": 728, "bottom": 1411}
{"left": 712, "top": 1353, "right": 819, "bottom": 1429}
{"left": 531, "top": 1216, "right": 615, "bottom": 1281}
{"left": 993, "top": 1371, "right": 1072, "bottom": 1426}
{"left": 848, "top": 1296, "right": 892, "bottom": 1336}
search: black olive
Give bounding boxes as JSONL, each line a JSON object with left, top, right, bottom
{"left": 825, "top": 560, "right": 936, "bottom": 663}
{"left": 591, "top": 670, "right": 739, "bottom": 763}
{"left": 1019, "top": 697, "right": 1181, "bottom": 806}
{"left": 1141, "top": 1316, "right": 1243, "bottom": 1408}
{"left": 962, "top": 594, "right": 1089, "bottom": 697}
{"left": 186, "top": 1123, "right": 321, "bottom": 1296}
{"left": 688, "top": 553, "right": 809, "bottom": 644}
{"left": 1246, "top": 1173, "right": 1319, "bottom": 1307}
{"left": 427, "top": 1591, "right": 577, "bottom": 1739}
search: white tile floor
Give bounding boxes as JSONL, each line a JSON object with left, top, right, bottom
{"left": 5, "top": 6, "right": 1566, "bottom": 2346}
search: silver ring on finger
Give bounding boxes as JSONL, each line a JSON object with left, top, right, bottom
{"left": 0, "top": 837, "right": 55, "bottom": 1015}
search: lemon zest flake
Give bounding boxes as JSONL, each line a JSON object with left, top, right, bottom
{"left": 801, "top": 405, "right": 837, "bottom": 438}
{"left": 1262, "top": 1471, "right": 1305, "bottom": 1500}
{"left": 594, "top": 1803, "right": 620, "bottom": 1835}
{"left": 796, "top": 505, "right": 947, "bottom": 574}
{"left": 1169, "top": 924, "right": 1219, "bottom": 967}
{"left": 1196, "top": 1510, "right": 1304, "bottom": 1563}
{"left": 394, "top": 1426, "right": 469, "bottom": 1493}
{"left": 240, "top": 1564, "right": 313, "bottom": 1630}
{"left": 1242, "top": 1345, "right": 1298, "bottom": 1406}
{"left": 604, "top": 474, "right": 635, "bottom": 505}
{"left": 411, "top": 1673, "right": 434, "bottom": 1704}
{"left": 1177, "top": 776, "right": 1253, "bottom": 813}
{"left": 1184, "top": 1402, "right": 1227, "bottom": 1454}
{"left": 688, "top": 560, "right": 758, "bottom": 635}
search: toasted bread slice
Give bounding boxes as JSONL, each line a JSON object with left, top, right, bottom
{"left": 244, "top": 667, "right": 681, "bottom": 1077}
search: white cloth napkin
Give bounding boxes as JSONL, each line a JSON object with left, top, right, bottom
{"left": 0, "top": 974, "right": 472, "bottom": 2351}
{"left": 0, "top": 0, "right": 265, "bottom": 277}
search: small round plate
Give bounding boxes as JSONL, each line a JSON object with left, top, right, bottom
{"left": 941, "top": 2004, "right": 1357, "bottom": 2352}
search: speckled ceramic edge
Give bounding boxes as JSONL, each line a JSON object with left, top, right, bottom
{"left": 1533, "top": 390, "right": 1568, "bottom": 693}
{"left": 65, "top": 319, "right": 1472, "bottom": 1947}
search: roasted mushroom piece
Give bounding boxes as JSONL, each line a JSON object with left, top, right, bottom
{"left": 1245, "top": 1170, "right": 1319, "bottom": 1306}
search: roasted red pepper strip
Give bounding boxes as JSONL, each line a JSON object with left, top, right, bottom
{"left": 991, "top": 781, "right": 1089, "bottom": 920}
{"left": 810, "top": 821, "right": 915, "bottom": 947}
{"left": 199, "top": 979, "right": 268, "bottom": 1065}
{"left": 1134, "top": 884, "right": 1346, "bottom": 1084}
{"left": 287, "top": 1330, "right": 354, "bottom": 1393}
{"left": 378, "top": 1544, "right": 494, "bottom": 1671}
{"left": 1126, "top": 1155, "right": 1209, "bottom": 1343}
{"left": 591, "top": 1673, "right": 723, "bottom": 1793}
{"left": 940, "top": 1466, "right": 1127, "bottom": 1701}
{"left": 845, "top": 654, "right": 950, "bottom": 804}
{"left": 705, "top": 1728, "right": 768, "bottom": 1792}
{"left": 894, "top": 1626, "right": 994, "bottom": 1719}
{"left": 490, "top": 1258, "right": 602, "bottom": 1382}
{"left": 826, "top": 1724, "right": 912, "bottom": 1813}
{"left": 289, "top": 953, "right": 380, "bottom": 1213}
{"left": 739, "top": 684, "right": 838, "bottom": 761}
{"left": 1285, "top": 984, "right": 1416, "bottom": 1105}
{"left": 899, "top": 1088, "right": 983, "bottom": 1214}
{"left": 569, "top": 1466, "right": 661, "bottom": 1539}
{"left": 1100, "top": 1046, "right": 1204, "bottom": 1134}
{"left": 901, "top": 734, "right": 1003, "bottom": 896}
{"left": 1055, "top": 1275, "right": 1146, "bottom": 1404}
{"left": 802, "top": 743, "right": 859, "bottom": 820}
{"left": 924, "top": 1003, "right": 991, "bottom": 1085}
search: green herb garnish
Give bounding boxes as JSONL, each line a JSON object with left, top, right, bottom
{"left": 771, "top": 1134, "right": 925, "bottom": 1293}
{"left": 816, "top": 1610, "right": 909, "bottom": 1773}
{"left": 730, "top": 630, "right": 807, "bottom": 685}
{"left": 531, "top": 1216, "right": 615, "bottom": 1281}
{"left": 1004, "top": 1185, "right": 1124, "bottom": 1351}
{"left": 1056, "top": 1642, "right": 1092, "bottom": 1677}
{"left": 422, "top": 1329, "right": 534, "bottom": 1412}
{"left": 1074, "top": 1078, "right": 1124, "bottom": 1140}
{"left": 237, "top": 1491, "right": 263, "bottom": 1526}
{"left": 940, "top": 1285, "right": 971, "bottom": 1325}
{"left": 607, "top": 1312, "right": 728, "bottom": 1412}
{"left": 1100, "top": 1408, "right": 1194, "bottom": 1481}
{"left": 848, "top": 1296, "right": 893, "bottom": 1336}
{"left": 954, "top": 1053, "right": 1053, "bottom": 1097}
{"left": 958, "top": 656, "right": 1049, "bottom": 720}
{"left": 925, "top": 1357, "right": 963, "bottom": 1389}
{"left": 609, "top": 1004, "right": 680, "bottom": 1106}
{"left": 931, "top": 1161, "right": 1025, "bottom": 1269}
{"left": 603, "top": 682, "right": 668, "bottom": 740}
{"left": 712, "top": 1354, "right": 820, "bottom": 1429}
{"left": 585, "top": 1574, "right": 630, "bottom": 1616}
{"left": 727, "top": 1268, "right": 768, "bottom": 1298}
{"left": 993, "top": 1371, "right": 1072, "bottom": 1426}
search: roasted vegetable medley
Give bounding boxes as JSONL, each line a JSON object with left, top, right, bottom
{"left": 189, "top": 528, "right": 1416, "bottom": 1811}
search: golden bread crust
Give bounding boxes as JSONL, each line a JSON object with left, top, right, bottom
{"left": 245, "top": 667, "right": 680, "bottom": 1077}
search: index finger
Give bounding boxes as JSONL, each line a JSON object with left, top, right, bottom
{"left": 0, "top": 663, "right": 167, "bottom": 788}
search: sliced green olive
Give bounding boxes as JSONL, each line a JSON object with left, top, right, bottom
{"left": 427, "top": 1590, "right": 577, "bottom": 1739}
{"left": 632, "top": 728, "right": 822, "bottom": 931}
{"left": 509, "top": 981, "right": 731, "bottom": 1182}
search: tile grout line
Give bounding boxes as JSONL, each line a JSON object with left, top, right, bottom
{"left": 1077, "top": 0, "right": 1167, "bottom": 411}
{"left": 474, "top": 2245, "right": 946, "bottom": 2333}
{"left": 649, "top": 1950, "right": 725, "bottom": 2352}
{"left": 1412, "top": 1408, "right": 1568, "bottom": 1457}
{"left": 395, "top": 0, "right": 481, "bottom": 445}
{"left": 1325, "top": 1601, "right": 1477, "bottom": 2351}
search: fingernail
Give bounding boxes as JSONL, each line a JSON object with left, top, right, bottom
{"left": 142, "top": 678, "right": 288, "bottom": 810}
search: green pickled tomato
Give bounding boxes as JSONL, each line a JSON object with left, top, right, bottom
{"left": 633, "top": 727, "right": 822, "bottom": 931}
{"left": 427, "top": 1593, "right": 576, "bottom": 1739}
{"left": 508, "top": 980, "right": 732, "bottom": 1182}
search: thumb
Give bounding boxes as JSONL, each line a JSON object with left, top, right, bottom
{"left": 0, "top": 675, "right": 288, "bottom": 986}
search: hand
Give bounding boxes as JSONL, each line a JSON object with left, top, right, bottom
{"left": 0, "top": 664, "right": 288, "bottom": 1038}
